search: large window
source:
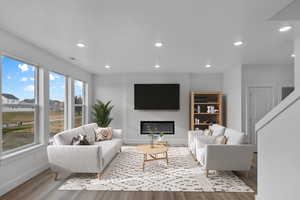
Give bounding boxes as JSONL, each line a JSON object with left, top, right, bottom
{"left": 74, "top": 80, "right": 85, "bottom": 128}
{"left": 1, "top": 56, "right": 38, "bottom": 152}
{"left": 49, "top": 72, "right": 66, "bottom": 137}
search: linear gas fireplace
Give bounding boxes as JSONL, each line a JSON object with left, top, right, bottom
{"left": 140, "top": 121, "right": 175, "bottom": 135}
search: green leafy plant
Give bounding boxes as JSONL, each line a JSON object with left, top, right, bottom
{"left": 92, "top": 100, "right": 114, "bottom": 127}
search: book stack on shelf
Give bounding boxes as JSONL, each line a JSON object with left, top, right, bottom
{"left": 190, "top": 92, "right": 223, "bottom": 130}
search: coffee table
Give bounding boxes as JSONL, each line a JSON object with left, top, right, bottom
{"left": 136, "top": 144, "right": 169, "bottom": 171}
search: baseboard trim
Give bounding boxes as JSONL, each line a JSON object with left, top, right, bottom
{"left": 0, "top": 163, "right": 49, "bottom": 196}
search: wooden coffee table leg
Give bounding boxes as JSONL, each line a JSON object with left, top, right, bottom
{"left": 166, "top": 151, "right": 169, "bottom": 165}
{"left": 143, "top": 154, "right": 146, "bottom": 171}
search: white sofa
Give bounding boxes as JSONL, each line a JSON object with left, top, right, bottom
{"left": 188, "top": 124, "right": 254, "bottom": 177}
{"left": 47, "top": 123, "right": 123, "bottom": 179}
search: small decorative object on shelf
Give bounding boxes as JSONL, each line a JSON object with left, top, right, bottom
{"left": 190, "top": 92, "right": 224, "bottom": 130}
{"left": 197, "top": 105, "right": 201, "bottom": 113}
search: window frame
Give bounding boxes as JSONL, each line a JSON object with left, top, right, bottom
{"left": 73, "top": 79, "right": 86, "bottom": 128}
{"left": 0, "top": 55, "right": 40, "bottom": 155}
{"left": 48, "top": 71, "right": 68, "bottom": 136}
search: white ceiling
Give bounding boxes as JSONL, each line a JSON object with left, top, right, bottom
{"left": 0, "top": 0, "right": 295, "bottom": 74}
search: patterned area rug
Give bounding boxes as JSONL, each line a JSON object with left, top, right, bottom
{"left": 59, "top": 146, "right": 254, "bottom": 192}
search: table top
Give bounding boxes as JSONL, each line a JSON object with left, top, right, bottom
{"left": 136, "top": 144, "right": 168, "bottom": 154}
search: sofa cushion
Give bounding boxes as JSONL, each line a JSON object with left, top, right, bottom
{"left": 214, "top": 135, "right": 227, "bottom": 144}
{"left": 224, "top": 128, "right": 245, "bottom": 145}
{"left": 209, "top": 124, "right": 226, "bottom": 137}
{"left": 82, "top": 123, "right": 98, "bottom": 144}
{"left": 203, "top": 129, "right": 212, "bottom": 136}
{"left": 53, "top": 127, "right": 85, "bottom": 145}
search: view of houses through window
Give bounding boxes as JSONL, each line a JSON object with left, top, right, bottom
{"left": 0, "top": 56, "right": 87, "bottom": 154}
{"left": 1, "top": 56, "right": 37, "bottom": 152}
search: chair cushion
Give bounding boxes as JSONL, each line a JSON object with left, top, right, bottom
{"left": 224, "top": 128, "right": 245, "bottom": 145}
{"left": 209, "top": 124, "right": 226, "bottom": 137}
{"left": 215, "top": 135, "right": 227, "bottom": 144}
{"left": 203, "top": 129, "right": 212, "bottom": 136}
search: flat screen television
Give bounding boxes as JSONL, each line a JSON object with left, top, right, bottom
{"left": 134, "top": 84, "right": 180, "bottom": 110}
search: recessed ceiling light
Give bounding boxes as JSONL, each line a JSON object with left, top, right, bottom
{"left": 105, "top": 65, "right": 111, "bottom": 69}
{"left": 233, "top": 41, "right": 243, "bottom": 46}
{"left": 279, "top": 26, "right": 292, "bottom": 32}
{"left": 155, "top": 42, "right": 163, "bottom": 48}
{"left": 76, "top": 42, "right": 86, "bottom": 48}
{"left": 154, "top": 64, "right": 160, "bottom": 68}
{"left": 205, "top": 64, "right": 211, "bottom": 68}
{"left": 291, "top": 54, "right": 295, "bottom": 58}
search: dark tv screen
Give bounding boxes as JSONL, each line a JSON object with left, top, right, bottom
{"left": 134, "top": 84, "right": 180, "bottom": 110}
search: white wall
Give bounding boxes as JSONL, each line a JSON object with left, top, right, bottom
{"left": 0, "top": 29, "right": 93, "bottom": 196}
{"left": 242, "top": 64, "right": 294, "bottom": 135}
{"left": 93, "top": 73, "right": 223, "bottom": 145}
{"left": 223, "top": 65, "right": 242, "bottom": 131}
{"left": 295, "top": 24, "right": 300, "bottom": 90}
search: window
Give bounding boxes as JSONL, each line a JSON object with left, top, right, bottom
{"left": 1, "top": 56, "right": 39, "bottom": 153}
{"left": 74, "top": 80, "right": 85, "bottom": 128}
{"left": 49, "top": 72, "right": 66, "bottom": 137}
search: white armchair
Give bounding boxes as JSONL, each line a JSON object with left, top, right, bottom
{"left": 190, "top": 124, "right": 255, "bottom": 177}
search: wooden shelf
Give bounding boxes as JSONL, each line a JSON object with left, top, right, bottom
{"left": 194, "top": 112, "right": 219, "bottom": 115}
{"left": 190, "top": 92, "right": 224, "bottom": 130}
{"left": 194, "top": 123, "right": 211, "bottom": 126}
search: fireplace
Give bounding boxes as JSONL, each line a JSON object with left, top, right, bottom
{"left": 140, "top": 121, "right": 175, "bottom": 135}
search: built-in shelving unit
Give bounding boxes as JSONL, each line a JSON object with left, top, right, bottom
{"left": 190, "top": 92, "right": 223, "bottom": 130}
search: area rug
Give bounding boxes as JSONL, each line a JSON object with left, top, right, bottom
{"left": 59, "top": 146, "right": 254, "bottom": 192}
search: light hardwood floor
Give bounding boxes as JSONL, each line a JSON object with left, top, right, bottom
{"left": 1, "top": 154, "right": 257, "bottom": 200}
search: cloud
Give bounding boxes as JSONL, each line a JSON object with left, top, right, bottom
{"left": 7, "top": 76, "right": 12, "bottom": 79}
{"left": 24, "top": 85, "right": 34, "bottom": 92}
{"left": 75, "top": 81, "right": 83, "bottom": 88}
{"left": 20, "top": 77, "right": 29, "bottom": 82}
{"left": 30, "top": 77, "right": 34, "bottom": 81}
{"left": 18, "top": 64, "right": 29, "bottom": 72}
{"left": 49, "top": 74, "right": 56, "bottom": 81}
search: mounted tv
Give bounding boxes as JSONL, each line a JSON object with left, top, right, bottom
{"left": 134, "top": 84, "right": 180, "bottom": 110}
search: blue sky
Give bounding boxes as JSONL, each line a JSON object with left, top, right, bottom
{"left": 2, "top": 56, "right": 36, "bottom": 100}
{"left": 2, "top": 56, "right": 83, "bottom": 102}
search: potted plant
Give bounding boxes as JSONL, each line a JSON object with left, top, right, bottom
{"left": 92, "top": 100, "right": 114, "bottom": 127}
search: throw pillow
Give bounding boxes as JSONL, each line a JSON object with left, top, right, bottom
{"left": 215, "top": 135, "right": 227, "bottom": 144}
{"left": 94, "top": 127, "right": 113, "bottom": 141}
{"left": 203, "top": 129, "right": 212, "bottom": 136}
{"left": 70, "top": 134, "right": 90, "bottom": 145}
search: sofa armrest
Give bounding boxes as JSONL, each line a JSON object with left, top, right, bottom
{"left": 188, "top": 130, "right": 203, "bottom": 154}
{"left": 204, "top": 144, "right": 255, "bottom": 170}
{"left": 47, "top": 145, "right": 102, "bottom": 173}
{"left": 113, "top": 129, "right": 123, "bottom": 138}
